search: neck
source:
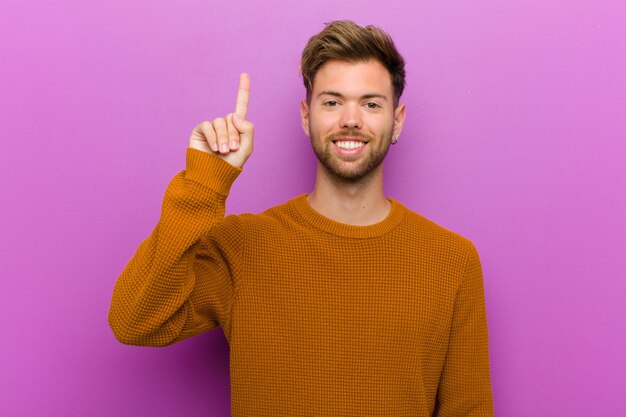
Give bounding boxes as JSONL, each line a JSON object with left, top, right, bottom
{"left": 307, "top": 163, "right": 390, "bottom": 226}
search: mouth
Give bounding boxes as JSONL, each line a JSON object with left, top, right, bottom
{"left": 331, "top": 138, "right": 368, "bottom": 157}
{"left": 333, "top": 139, "right": 366, "bottom": 150}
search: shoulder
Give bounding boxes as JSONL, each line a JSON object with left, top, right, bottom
{"left": 393, "top": 199, "right": 478, "bottom": 261}
{"left": 211, "top": 195, "right": 305, "bottom": 238}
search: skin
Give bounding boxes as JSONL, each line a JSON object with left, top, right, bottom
{"left": 188, "top": 73, "right": 253, "bottom": 169}
{"left": 188, "top": 60, "right": 406, "bottom": 226}
{"left": 301, "top": 60, "right": 406, "bottom": 225}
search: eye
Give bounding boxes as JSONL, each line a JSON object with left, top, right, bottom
{"left": 324, "top": 100, "right": 339, "bottom": 107}
{"left": 365, "top": 102, "right": 381, "bottom": 109}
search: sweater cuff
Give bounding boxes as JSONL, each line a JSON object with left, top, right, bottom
{"left": 185, "top": 147, "right": 242, "bottom": 196}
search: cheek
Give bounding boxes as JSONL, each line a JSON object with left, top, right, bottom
{"left": 309, "top": 112, "right": 337, "bottom": 133}
{"left": 365, "top": 115, "right": 392, "bottom": 133}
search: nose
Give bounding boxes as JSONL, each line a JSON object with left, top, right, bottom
{"left": 339, "top": 103, "right": 363, "bottom": 130}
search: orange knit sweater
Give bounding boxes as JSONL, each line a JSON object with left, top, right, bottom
{"left": 109, "top": 148, "right": 494, "bottom": 416}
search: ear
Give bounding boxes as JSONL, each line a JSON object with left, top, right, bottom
{"left": 300, "top": 100, "right": 311, "bottom": 138}
{"left": 392, "top": 103, "right": 406, "bottom": 139}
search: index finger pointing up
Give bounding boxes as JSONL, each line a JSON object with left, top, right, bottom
{"left": 235, "top": 72, "right": 250, "bottom": 119}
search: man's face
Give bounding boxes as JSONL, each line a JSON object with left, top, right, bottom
{"left": 301, "top": 59, "right": 405, "bottom": 183}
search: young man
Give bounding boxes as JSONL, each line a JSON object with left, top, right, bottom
{"left": 109, "top": 21, "right": 494, "bottom": 416}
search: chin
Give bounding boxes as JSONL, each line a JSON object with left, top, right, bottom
{"left": 321, "top": 160, "right": 384, "bottom": 184}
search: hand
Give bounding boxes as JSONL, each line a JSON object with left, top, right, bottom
{"left": 188, "top": 73, "right": 254, "bottom": 169}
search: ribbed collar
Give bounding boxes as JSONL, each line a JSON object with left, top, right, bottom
{"left": 290, "top": 194, "right": 405, "bottom": 239}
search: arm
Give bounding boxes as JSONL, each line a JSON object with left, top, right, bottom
{"left": 108, "top": 73, "right": 254, "bottom": 346}
{"left": 436, "top": 244, "right": 494, "bottom": 416}
{"left": 108, "top": 150, "right": 243, "bottom": 346}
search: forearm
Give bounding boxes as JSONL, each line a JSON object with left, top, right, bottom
{"left": 436, "top": 244, "right": 494, "bottom": 416}
{"left": 108, "top": 149, "right": 241, "bottom": 346}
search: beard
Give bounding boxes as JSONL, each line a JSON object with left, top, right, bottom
{"left": 309, "top": 126, "right": 394, "bottom": 184}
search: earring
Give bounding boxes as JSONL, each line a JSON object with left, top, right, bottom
{"left": 391, "top": 136, "right": 398, "bottom": 145}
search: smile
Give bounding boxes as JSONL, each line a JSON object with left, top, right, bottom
{"left": 334, "top": 140, "right": 365, "bottom": 150}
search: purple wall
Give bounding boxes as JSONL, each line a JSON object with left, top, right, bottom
{"left": 1, "top": 1, "right": 625, "bottom": 416}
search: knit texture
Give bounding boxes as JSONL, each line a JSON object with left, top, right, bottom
{"left": 109, "top": 148, "right": 494, "bottom": 416}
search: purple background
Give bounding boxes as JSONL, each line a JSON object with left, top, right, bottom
{"left": 1, "top": 0, "right": 625, "bottom": 416}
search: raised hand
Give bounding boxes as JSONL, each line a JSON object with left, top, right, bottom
{"left": 188, "top": 73, "right": 254, "bottom": 169}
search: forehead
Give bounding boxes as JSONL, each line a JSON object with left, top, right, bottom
{"left": 312, "top": 60, "right": 393, "bottom": 99}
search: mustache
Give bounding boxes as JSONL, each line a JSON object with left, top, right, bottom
{"left": 326, "top": 130, "right": 374, "bottom": 142}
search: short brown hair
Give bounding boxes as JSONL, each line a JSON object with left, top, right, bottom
{"left": 300, "top": 20, "right": 406, "bottom": 107}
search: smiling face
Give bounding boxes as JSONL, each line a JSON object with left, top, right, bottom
{"left": 301, "top": 59, "right": 406, "bottom": 184}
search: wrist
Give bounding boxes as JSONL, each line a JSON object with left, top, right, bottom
{"left": 185, "top": 147, "right": 242, "bottom": 195}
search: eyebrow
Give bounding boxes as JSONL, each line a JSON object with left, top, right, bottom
{"left": 316, "top": 90, "right": 388, "bottom": 101}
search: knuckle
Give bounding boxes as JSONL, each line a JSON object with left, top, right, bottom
{"left": 201, "top": 123, "right": 214, "bottom": 134}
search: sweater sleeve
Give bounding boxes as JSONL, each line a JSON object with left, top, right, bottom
{"left": 436, "top": 244, "right": 494, "bottom": 416}
{"left": 108, "top": 148, "right": 243, "bottom": 347}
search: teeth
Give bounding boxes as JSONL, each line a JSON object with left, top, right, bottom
{"left": 336, "top": 141, "right": 364, "bottom": 150}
